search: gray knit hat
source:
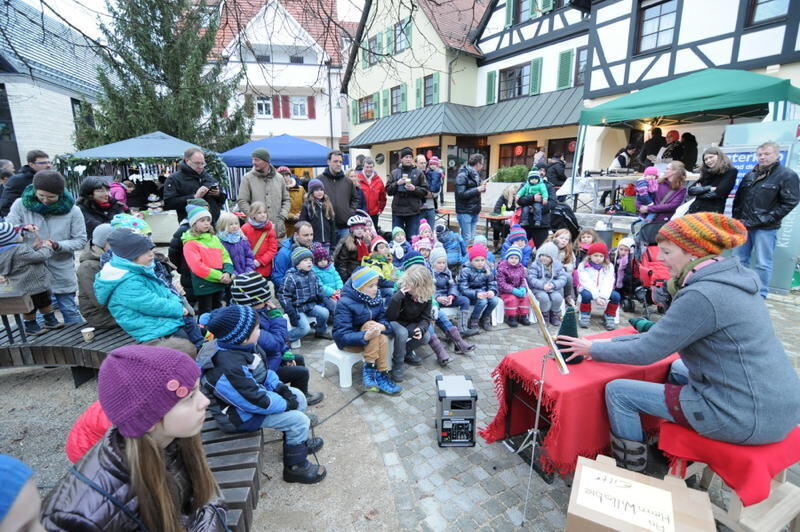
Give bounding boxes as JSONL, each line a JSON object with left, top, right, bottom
{"left": 92, "top": 223, "right": 114, "bottom": 249}
{"left": 108, "top": 228, "right": 154, "bottom": 261}
{"left": 429, "top": 245, "right": 447, "bottom": 266}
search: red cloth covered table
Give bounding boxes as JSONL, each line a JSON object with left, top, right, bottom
{"left": 479, "top": 327, "right": 679, "bottom": 474}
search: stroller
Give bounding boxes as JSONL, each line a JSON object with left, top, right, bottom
{"left": 629, "top": 221, "right": 671, "bottom": 318}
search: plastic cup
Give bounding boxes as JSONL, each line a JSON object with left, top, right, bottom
{"left": 81, "top": 327, "right": 95, "bottom": 343}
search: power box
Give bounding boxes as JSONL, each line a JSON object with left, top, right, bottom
{"left": 435, "top": 375, "right": 477, "bottom": 447}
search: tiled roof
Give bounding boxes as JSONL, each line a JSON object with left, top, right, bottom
{"left": 0, "top": 0, "right": 103, "bottom": 98}
{"left": 417, "top": 0, "right": 487, "bottom": 56}
{"left": 338, "top": 20, "right": 359, "bottom": 41}
{"left": 349, "top": 87, "right": 583, "bottom": 147}
{"left": 213, "top": 0, "right": 343, "bottom": 66}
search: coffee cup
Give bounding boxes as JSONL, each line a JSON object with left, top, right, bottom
{"left": 81, "top": 327, "right": 95, "bottom": 343}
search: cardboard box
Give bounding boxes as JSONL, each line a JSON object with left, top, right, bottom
{"left": 566, "top": 455, "right": 715, "bottom": 532}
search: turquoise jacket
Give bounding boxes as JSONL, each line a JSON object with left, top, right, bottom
{"left": 313, "top": 264, "right": 343, "bottom": 296}
{"left": 94, "top": 254, "right": 185, "bottom": 341}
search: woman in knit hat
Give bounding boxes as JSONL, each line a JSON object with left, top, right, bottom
{"left": 42, "top": 346, "right": 226, "bottom": 530}
{"left": 5, "top": 170, "right": 87, "bottom": 323}
{"left": 299, "top": 178, "right": 336, "bottom": 246}
{"left": 558, "top": 213, "right": 800, "bottom": 473}
{"left": 182, "top": 204, "right": 235, "bottom": 314}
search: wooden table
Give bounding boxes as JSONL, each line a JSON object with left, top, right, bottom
{"left": 479, "top": 213, "right": 512, "bottom": 239}
{"left": 436, "top": 208, "right": 455, "bottom": 228}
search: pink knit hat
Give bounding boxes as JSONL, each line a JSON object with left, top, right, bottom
{"left": 418, "top": 219, "right": 432, "bottom": 236}
{"left": 98, "top": 346, "right": 201, "bottom": 438}
{"left": 643, "top": 166, "right": 660, "bottom": 177}
{"left": 468, "top": 243, "right": 488, "bottom": 260}
{"left": 413, "top": 237, "right": 432, "bottom": 251}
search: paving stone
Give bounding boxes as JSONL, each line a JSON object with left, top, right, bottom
{"left": 382, "top": 451, "right": 400, "bottom": 467}
{"left": 480, "top": 497, "right": 506, "bottom": 517}
{"left": 412, "top": 461, "right": 435, "bottom": 480}
{"left": 386, "top": 464, "right": 408, "bottom": 482}
{"left": 482, "top": 477, "right": 506, "bottom": 496}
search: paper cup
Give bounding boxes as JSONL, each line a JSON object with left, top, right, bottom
{"left": 81, "top": 327, "right": 95, "bottom": 343}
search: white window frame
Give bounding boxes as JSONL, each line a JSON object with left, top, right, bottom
{"left": 255, "top": 97, "right": 272, "bottom": 118}
{"left": 290, "top": 96, "right": 307, "bottom": 118}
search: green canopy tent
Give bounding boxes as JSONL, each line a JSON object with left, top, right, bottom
{"left": 569, "top": 69, "right": 800, "bottom": 188}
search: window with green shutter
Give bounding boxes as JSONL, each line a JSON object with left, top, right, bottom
{"left": 376, "top": 34, "right": 383, "bottom": 62}
{"left": 431, "top": 72, "right": 440, "bottom": 105}
{"left": 529, "top": 57, "right": 542, "bottom": 95}
{"left": 416, "top": 77, "right": 423, "bottom": 109}
{"left": 530, "top": 0, "right": 539, "bottom": 16}
{"left": 486, "top": 71, "right": 497, "bottom": 105}
{"left": 556, "top": 49, "right": 574, "bottom": 90}
{"left": 382, "top": 88, "right": 390, "bottom": 116}
{"left": 361, "top": 45, "right": 368, "bottom": 69}
{"left": 540, "top": 0, "right": 554, "bottom": 13}
{"left": 505, "top": 1, "right": 514, "bottom": 27}
{"left": 400, "top": 83, "right": 408, "bottom": 112}
{"left": 404, "top": 17, "right": 412, "bottom": 48}
{"left": 351, "top": 100, "right": 359, "bottom": 124}
{"left": 385, "top": 27, "right": 394, "bottom": 55}
{"left": 373, "top": 93, "right": 380, "bottom": 118}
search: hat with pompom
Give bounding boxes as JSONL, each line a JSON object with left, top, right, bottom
{"left": 658, "top": 212, "right": 747, "bottom": 256}
{"left": 199, "top": 305, "right": 258, "bottom": 346}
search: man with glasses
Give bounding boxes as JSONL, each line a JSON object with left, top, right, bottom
{"left": 0, "top": 150, "right": 50, "bottom": 218}
{"left": 164, "top": 147, "right": 226, "bottom": 223}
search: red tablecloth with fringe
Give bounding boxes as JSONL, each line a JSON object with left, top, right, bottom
{"left": 479, "top": 327, "right": 679, "bottom": 474}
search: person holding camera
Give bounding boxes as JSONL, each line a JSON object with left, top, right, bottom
{"left": 164, "top": 147, "right": 227, "bottom": 224}
{"left": 387, "top": 147, "right": 428, "bottom": 237}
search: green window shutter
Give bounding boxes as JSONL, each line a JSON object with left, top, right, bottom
{"left": 400, "top": 83, "right": 408, "bottom": 112}
{"left": 529, "top": 58, "right": 542, "bottom": 95}
{"left": 505, "top": 0, "right": 514, "bottom": 27}
{"left": 541, "top": 0, "right": 554, "bottom": 12}
{"left": 373, "top": 93, "right": 380, "bottom": 119}
{"left": 361, "top": 45, "right": 368, "bottom": 69}
{"left": 382, "top": 89, "right": 390, "bottom": 116}
{"left": 486, "top": 70, "right": 496, "bottom": 104}
{"left": 530, "top": 0, "right": 539, "bottom": 15}
{"left": 405, "top": 17, "right": 412, "bottom": 48}
{"left": 376, "top": 34, "right": 383, "bottom": 62}
{"left": 557, "top": 49, "right": 574, "bottom": 90}
{"left": 385, "top": 27, "right": 394, "bottom": 55}
{"left": 351, "top": 100, "right": 359, "bottom": 125}
{"left": 415, "top": 77, "right": 423, "bottom": 109}
{"left": 432, "top": 72, "right": 440, "bottom": 104}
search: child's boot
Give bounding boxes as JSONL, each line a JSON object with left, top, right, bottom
{"left": 604, "top": 314, "right": 617, "bottom": 331}
{"left": 459, "top": 310, "right": 480, "bottom": 337}
{"left": 479, "top": 315, "right": 494, "bottom": 331}
{"left": 506, "top": 315, "right": 518, "bottom": 328}
{"left": 24, "top": 319, "right": 46, "bottom": 336}
{"left": 306, "top": 436, "right": 324, "bottom": 454}
{"left": 362, "top": 363, "right": 379, "bottom": 392}
{"left": 376, "top": 371, "right": 402, "bottom": 395}
{"left": 429, "top": 335, "right": 452, "bottom": 366}
{"left": 548, "top": 311, "right": 562, "bottom": 327}
{"left": 283, "top": 442, "right": 326, "bottom": 484}
{"left": 519, "top": 313, "right": 531, "bottom": 326}
{"left": 446, "top": 326, "right": 475, "bottom": 354}
{"left": 579, "top": 312, "right": 591, "bottom": 328}
{"left": 467, "top": 316, "right": 480, "bottom": 332}
{"left": 42, "top": 312, "right": 63, "bottom": 330}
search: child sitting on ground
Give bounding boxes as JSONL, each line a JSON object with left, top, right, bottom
{"left": 517, "top": 170, "right": 549, "bottom": 226}
{"left": 435, "top": 224, "right": 468, "bottom": 272}
{"left": 528, "top": 242, "right": 568, "bottom": 327}
{"left": 500, "top": 224, "right": 533, "bottom": 267}
{"left": 361, "top": 236, "right": 396, "bottom": 300}
{"left": 311, "top": 243, "right": 342, "bottom": 313}
{"left": 574, "top": 228, "right": 601, "bottom": 264}
{"left": 548, "top": 228, "right": 577, "bottom": 306}
{"left": 577, "top": 241, "right": 619, "bottom": 330}
{"left": 216, "top": 211, "right": 255, "bottom": 276}
{"left": 458, "top": 243, "right": 500, "bottom": 332}
{"left": 390, "top": 226, "right": 411, "bottom": 267}
{"left": 241, "top": 202, "right": 278, "bottom": 280}
{"left": 0, "top": 222, "right": 62, "bottom": 335}
{"left": 413, "top": 237, "right": 433, "bottom": 263}
{"left": 496, "top": 247, "right": 531, "bottom": 328}
{"left": 332, "top": 215, "right": 371, "bottom": 283}
{"left": 333, "top": 267, "right": 401, "bottom": 395}
{"left": 182, "top": 204, "right": 234, "bottom": 314}
{"left": 430, "top": 246, "right": 478, "bottom": 339}
{"left": 199, "top": 305, "right": 326, "bottom": 484}
{"left": 635, "top": 166, "right": 660, "bottom": 222}
{"left": 231, "top": 272, "right": 324, "bottom": 406}
{"left": 279, "top": 247, "right": 332, "bottom": 342}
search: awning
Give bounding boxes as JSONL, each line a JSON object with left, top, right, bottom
{"left": 350, "top": 87, "right": 583, "bottom": 148}
{"left": 220, "top": 134, "right": 346, "bottom": 167}
{"left": 579, "top": 69, "right": 800, "bottom": 126}
{"left": 68, "top": 131, "right": 205, "bottom": 159}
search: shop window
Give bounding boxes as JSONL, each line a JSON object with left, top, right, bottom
{"left": 498, "top": 63, "right": 530, "bottom": 101}
{"left": 636, "top": 0, "right": 677, "bottom": 54}
{"left": 499, "top": 142, "right": 538, "bottom": 169}
{"left": 547, "top": 137, "right": 577, "bottom": 170}
{"left": 748, "top": 0, "right": 789, "bottom": 26}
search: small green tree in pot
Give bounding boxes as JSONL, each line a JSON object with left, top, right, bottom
{"left": 494, "top": 165, "right": 529, "bottom": 183}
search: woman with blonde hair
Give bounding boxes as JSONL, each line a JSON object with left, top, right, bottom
{"left": 385, "top": 259, "right": 435, "bottom": 382}
{"left": 41, "top": 345, "right": 226, "bottom": 531}
{"left": 687, "top": 147, "right": 738, "bottom": 214}
{"left": 636, "top": 161, "right": 688, "bottom": 223}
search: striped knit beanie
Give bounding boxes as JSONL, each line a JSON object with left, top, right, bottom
{"left": 507, "top": 225, "right": 527, "bottom": 245}
{"left": 186, "top": 204, "right": 212, "bottom": 227}
{"left": 199, "top": 305, "right": 258, "bottom": 345}
{"left": 231, "top": 271, "right": 273, "bottom": 306}
{"left": 402, "top": 250, "right": 426, "bottom": 270}
{"left": 413, "top": 237, "right": 432, "bottom": 251}
{"left": 658, "top": 212, "right": 747, "bottom": 256}
{"left": 350, "top": 266, "right": 380, "bottom": 291}
{"left": 503, "top": 247, "right": 522, "bottom": 261}
{"left": 0, "top": 222, "right": 19, "bottom": 247}
{"left": 291, "top": 246, "right": 313, "bottom": 266}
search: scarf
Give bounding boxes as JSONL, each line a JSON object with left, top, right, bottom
{"left": 21, "top": 184, "right": 75, "bottom": 216}
{"left": 667, "top": 255, "right": 717, "bottom": 296}
{"left": 754, "top": 161, "right": 779, "bottom": 182}
{"left": 356, "top": 239, "right": 369, "bottom": 261}
{"left": 353, "top": 287, "right": 383, "bottom": 307}
{"left": 615, "top": 254, "right": 629, "bottom": 289}
{"left": 95, "top": 199, "right": 112, "bottom": 209}
{"left": 247, "top": 217, "right": 266, "bottom": 229}
{"left": 218, "top": 230, "right": 242, "bottom": 244}
{"left": 588, "top": 261, "right": 603, "bottom": 271}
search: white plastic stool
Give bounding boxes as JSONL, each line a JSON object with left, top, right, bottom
{"left": 283, "top": 314, "right": 317, "bottom": 349}
{"left": 321, "top": 344, "right": 362, "bottom": 388}
{"left": 492, "top": 298, "right": 537, "bottom": 326}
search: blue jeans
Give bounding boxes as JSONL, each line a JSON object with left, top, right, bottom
{"left": 45, "top": 293, "right": 83, "bottom": 324}
{"left": 605, "top": 359, "right": 689, "bottom": 442}
{"left": 390, "top": 321, "right": 430, "bottom": 367}
{"left": 440, "top": 295, "right": 471, "bottom": 311}
{"left": 735, "top": 228, "right": 777, "bottom": 298}
{"left": 259, "top": 386, "right": 309, "bottom": 445}
{"left": 287, "top": 305, "right": 330, "bottom": 342}
{"left": 392, "top": 215, "right": 420, "bottom": 237}
{"left": 420, "top": 208, "right": 436, "bottom": 230}
{"left": 457, "top": 213, "right": 479, "bottom": 245}
{"left": 467, "top": 295, "right": 499, "bottom": 320}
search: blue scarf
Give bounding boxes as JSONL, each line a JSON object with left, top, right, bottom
{"left": 247, "top": 217, "right": 266, "bottom": 229}
{"left": 218, "top": 230, "right": 242, "bottom": 244}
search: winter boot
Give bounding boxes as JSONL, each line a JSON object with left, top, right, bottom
{"left": 604, "top": 314, "right": 617, "bottom": 331}
{"left": 519, "top": 314, "right": 531, "bottom": 326}
{"left": 548, "top": 311, "right": 562, "bottom": 327}
{"left": 446, "top": 326, "right": 475, "bottom": 354}
{"left": 362, "top": 363, "right": 379, "bottom": 392}
{"left": 404, "top": 350, "right": 422, "bottom": 366}
{"left": 429, "top": 335, "right": 452, "bottom": 366}
{"left": 305, "top": 391, "right": 324, "bottom": 406}
{"left": 390, "top": 366, "right": 405, "bottom": 383}
{"left": 306, "top": 436, "right": 324, "bottom": 454}
{"left": 24, "top": 319, "right": 46, "bottom": 336}
{"left": 467, "top": 317, "right": 480, "bottom": 333}
{"left": 376, "top": 371, "right": 402, "bottom": 395}
{"left": 579, "top": 312, "right": 590, "bottom": 328}
{"left": 459, "top": 310, "right": 480, "bottom": 337}
{"left": 479, "top": 315, "right": 494, "bottom": 332}
{"left": 610, "top": 433, "right": 647, "bottom": 473}
{"left": 283, "top": 442, "right": 326, "bottom": 484}
{"left": 506, "top": 315, "right": 518, "bottom": 328}
{"left": 42, "top": 312, "right": 63, "bottom": 330}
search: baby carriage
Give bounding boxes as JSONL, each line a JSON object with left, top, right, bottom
{"left": 630, "top": 221, "right": 671, "bottom": 318}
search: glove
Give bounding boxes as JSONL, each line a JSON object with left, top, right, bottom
{"left": 628, "top": 317, "right": 655, "bottom": 333}
{"left": 275, "top": 383, "right": 290, "bottom": 396}
{"left": 267, "top": 308, "right": 284, "bottom": 319}
{"left": 284, "top": 393, "right": 299, "bottom": 411}
{"left": 512, "top": 287, "right": 526, "bottom": 297}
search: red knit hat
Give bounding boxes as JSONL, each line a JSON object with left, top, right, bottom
{"left": 468, "top": 243, "right": 488, "bottom": 260}
{"left": 587, "top": 241, "right": 608, "bottom": 258}
{"left": 370, "top": 235, "right": 388, "bottom": 253}
{"left": 658, "top": 212, "right": 747, "bottom": 256}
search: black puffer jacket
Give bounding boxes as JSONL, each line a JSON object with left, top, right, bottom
{"left": 517, "top": 181, "right": 556, "bottom": 228}
{"left": 77, "top": 198, "right": 127, "bottom": 241}
{"left": 455, "top": 165, "right": 482, "bottom": 215}
{"left": 41, "top": 429, "right": 226, "bottom": 531}
{"left": 733, "top": 162, "right": 800, "bottom": 230}
{"left": 387, "top": 165, "right": 428, "bottom": 217}
{"left": 545, "top": 160, "right": 567, "bottom": 187}
{"left": 317, "top": 167, "right": 359, "bottom": 228}
{"left": 687, "top": 167, "right": 737, "bottom": 214}
{"left": 164, "top": 162, "right": 225, "bottom": 223}
{"left": 385, "top": 290, "right": 432, "bottom": 336}
{"left": 0, "top": 165, "right": 35, "bottom": 217}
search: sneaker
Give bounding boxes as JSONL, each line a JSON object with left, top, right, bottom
{"left": 519, "top": 315, "right": 531, "bottom": 326}
{"left": 579, "top": 312, "right": 590, "bottom": 328}
{"left": 506, "top": 315, "right": 518, "bottom": 328}
{"left": 376, "top": 371, "right": 402, "bottom": 395}
{"left": 604, "top": 314, "right": 617, "bottom": 331}
{"left": 24, "top": 320, "right": 46, "bottom": 337}
{"left": 404, "top": 351, "right": 422, "bottom": 366}
{"left": 42, "top": 312, "right": 63, "bottom": 330}
{"left": 305, "top": 392, "right": 324, "bottom": 406}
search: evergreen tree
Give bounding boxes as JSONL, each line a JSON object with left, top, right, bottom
{"left": 75, "top": 0, "right": 252, "bottom": 152}
{"left": 557, "top": 305, "right": 583, "bottom": 364}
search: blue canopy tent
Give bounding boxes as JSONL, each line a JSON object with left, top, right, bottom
{"left": 68, "top": 131, "right": 205, "bottom": 159}
{"left": 220, "top": 134, "right": 347, "bottom": 167}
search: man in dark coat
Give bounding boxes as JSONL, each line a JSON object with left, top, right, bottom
{"left": 163, "top": 147, "right": 225, "bottom": 223}
{"left": 386, "top": 147, "right": 428, "bottom": 237}
{"left": 545, "top": 152, "right": 567, "bottom": 187}
{"left": 639, "top": 127, "right": 667, "bottom": 168}
{"left": 316, "top": 150, "right": 358, "bottom": 244}
{"left": 733, "top": 141, "right": 800, "bottom": 298}
{"left": 454, "top": 152, "right": 485, "bottom": 244}
{"left": 0, "top": 150, "right": 50, "bottom": 217}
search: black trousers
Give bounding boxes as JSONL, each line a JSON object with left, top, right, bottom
{"left": 276, "top": 354, "right": 310, "bottom": 394}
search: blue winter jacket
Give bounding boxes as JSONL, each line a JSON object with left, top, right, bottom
{"left": 256, "top": 308, "right": 290, "bottom": 372}
{"left": 437, "top": 228, "right": 468, "bottom": 266}
{"left": 500, "top": 241, "right": 533, "bottom": 267}
{"left": 433, "top": 268, "right": 459, "bottom": 298}
{"left": 458, "top": 264, "right": 498, "bottom": 299}
{"left": 279, "top": 268, "right": 324, "bottom": 323}
{"left": 272, "top": 238, "right": 296, "bottom": 292}
{"left": 94, "top": 254, "right": 185, "bottom": 341}
{"left": 426, "top": 169, "right": 443, "bottom": 195}
{"left": 313, "top": 264, "right": 343, "bottom": 296}
{"left": 199, "top": 342, "right": 288, "bottom": 433}
{"left": 333, "top": 281, "right": 392, "bottom": 350}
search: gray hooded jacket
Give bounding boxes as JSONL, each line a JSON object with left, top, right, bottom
{"left": 591, "top": 258, "right": 800, "bottom": 444}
